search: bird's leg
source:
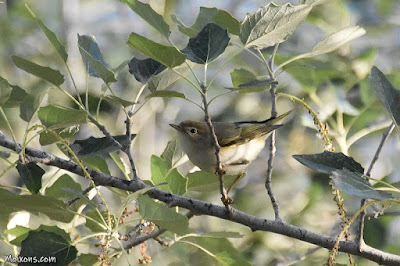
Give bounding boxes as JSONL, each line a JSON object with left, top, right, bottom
{"left": 226, "top": 172, "right": 244, "bottom": 195}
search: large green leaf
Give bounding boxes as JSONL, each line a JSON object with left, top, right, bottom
{"left": 127, "top": 33, "right": 186, "bottom": 68}
{"left": 128, "top": 57, "right": 167, "bottom": 83}
{"left": 240, "top": 3, "right": 312, "bottom": 48}
{"left": 147, "top": 90, "right": 186, "bottom": 99}
{"left": 148, "top": 65, "right": 190, "bottom": 92}
{"left": 293, "top": 151, "right": 364, "bottom": 174}
{"left": 81, "top": 156, "right": 110, "bottom": 175}
{"left": 212, "top": 10, "right": 240, "bottom": 36}
{"left": 78, "top": 34, "right": 116, "bottom": 83}
{"left": 12, "top": 56, "right": 64, "bottom": 86}
{"left": 151, "top": 155, "right": 169, "bottom": 185}
{"left": 26, "top": 5, "right": 68, "bottom": 62}
{"left": 331, "top": 168, "right": 392, "bottom": 200}
{"left": 230, "top": 68, "right": 257, "bottom": 87}
{"left": 0, "top": 189, "right": 74, "bottom": 223}
{"left": 150, "top": 155, "right": 186, "bottom": 195}
{"left": 121, "top": 0, "right": 170, "bottom": 37}
{"left": 182, "top": 23, "right": 230, "bottom": 64}
{"left": 39, "top": 126, "right": 80, "bottom": 146}
{"left": 45, "top": 174, "right": 82, "bottom": 200}
{"left": 186, "top": 171, "right": 238, "bottom": 192}
{"left": 370, "top": 66, "right": 400, "bottom": 127}
{"left": 138, "top": 194, "right": 189, "bottom": 234}
{"left": 20, "top": 230, "right": 77, "bottom": 265}
{"left": 19, "top": 88, "right": 48, "bottom": 122}
{"left": 160, "top": 139, "right": 181, "bottom": 168}
{"left": 16, "top": 162, "right": 44, "bottom": 194}
{"left": 38, "top": 105, "right": 88, "bottom": 129}
{"left": 0, "top": 77, "right": 28, "bottom": 108}
{"left": 0, "top": 76, "right": 12, "bottom": 106}
{"left": 306, "top": 26, "right": 366, "bottom": 57}
{"left": 176, "top": 236, "right": 250, "bottom": 266}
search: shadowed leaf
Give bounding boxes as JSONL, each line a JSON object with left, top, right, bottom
{"left": 293, "top": 151, "right": 364, "bottom": 174}
{"left": 331, "top": 168, "right": 392, "bottom": 200}
{"left": 128, "top": 57, "right": 167, "bottom": 83}
{"left": 182, "top": 23, "right": 230, "bottom": 64}
{"left": 16, "top": 162, "right": 44, "bottom": 194}
{"left": 370, "top": 66, "right": 400, "bottom": 127}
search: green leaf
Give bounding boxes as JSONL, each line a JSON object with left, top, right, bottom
{"left": 166, "top": 168, "right": 187, "bottom": 195}
{"left": 12, "top": 56, "right": 64, "bottom": 86}
{"left": 190, "top": 7, "right": 219, "bottom": 33}
{"left": 110, "top": 152, "right": 131, "bottom": 179}
{"left": 77, "top": 253, "right": 99, "bottom": 266}
{"left": 138, "top": 194, "right": 189, "bottom": 234}
{"left": 182, "top": 23, "right": 230, "bottom": 64}
{"left": 147, "top": 90, "right": 186, "bottom": 99}
{"left": 19, "top": 89, "right": 47, "bottom": 122}
{"left": 0, "top": 189, "right": 75, "bottom": 223}
{"left": 307, "top": 26, "right": 366, "bottom": 57}
{"left": 331, "top": 168, "right": 392, "bottom": 200}
{"left": 69, "top": 134, "right": 134, "bottom": 158}
{"left": 1, "top": 81, "right": 28, "bottom": 108}
{"left": 39, "top": 125, "right": 80, "bottom": 146}
{"left": 226, "top": 79, "right": 277, "bottom": 94}
{"left": 148, "top": 65, "right": 190, "bottom": 92}
{"left": 38, "top": 105, "right": 88, "bottom": 129}
{"left": 170, "top": 14, "right": 198, "bottom": 37}
{"left": 230, "top": 68, "right": 257, "bottom": 87}
{"left": 85, "top": 210, "right": 116, "bottom": 232}
{"left": 16, "top": 162, "right": 44, "bottom": 194}
{"left": 212, "top": 10, "right": 240, "bottom": 36}
{"left": 127, "top": 33, "right": 186, "bottom": 68}
{"left": 0, "top": 76, "right": 12, "bottom": 106}
{"left": 128, "top": 57, "right": 167, "bottom": 83}
{"left": 26, "top": 5, "right": 68, "bottom": 62}
{"left": 240, "top": 3, "right": 312, "bottom": 48}
{"left": 196, "top": 231, "right": 244, "bottom": 239}
{"left": 78, "top": 34, "right": 116, "bottom": 83}
{"left": 370, "top": 66, "right": 400, "bottom": 127}
{"left": 292, "top": 151, "right": 364, "bottom": 174}
{"left": 187, "top": 171, "right": 238, "bottom": 192}
{"left": 45, "top": 174, "right": 82, "bottom": 200}
{"left": 20, "top": 230, "right": 77, "bottom": 265}
{"left": 81, "top": 156, "right": 110, "bottom": 175}
{"left": 121, "top": 0, "right": 170, "bottom": 37}
{"left": 177, "top": 236, "right": 250, "bottom": 266}
{"left": 161, "top": 139, "right": 181, "bottom": 168}
{"left": 151, "top": 155, "right": 169, "bottom": 185}
{"left": 6, "top": 226, "right": 30, "bottom": 246}
{"left": 103, "top": 95, "right": 136, "bottom": 107}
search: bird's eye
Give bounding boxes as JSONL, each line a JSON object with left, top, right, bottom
{"left": 189, "top": 128, "right": 197, "bottom": 134}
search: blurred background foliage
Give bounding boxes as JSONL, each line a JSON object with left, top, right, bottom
{"left": 0, "top": 0, "right": 400, "bottom": 265}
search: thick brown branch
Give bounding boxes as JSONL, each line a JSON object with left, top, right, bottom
{"left": 0, "top": 131, "right": 399, "bottom": 265}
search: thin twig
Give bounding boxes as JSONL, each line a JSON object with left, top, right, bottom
{"left": 265, "top": 83, "right": 281, "bottom": 221}
{"left": 260, "top": 47, "right": 280, "bottom": 221}
{"left": 200, "top": 83, "right": 230, "bottom": 208}
{"left": 124, "top": 113, "right": 138, "bottom": 179}
{"left": 68, "top": 185, "right": 93, "bottom": 205}
{"left": 356, "top": 122, "right": 395, "bottom": 246}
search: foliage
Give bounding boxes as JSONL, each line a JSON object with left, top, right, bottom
{"left": 0, "top": 1, "right": 399, "bottom": 265}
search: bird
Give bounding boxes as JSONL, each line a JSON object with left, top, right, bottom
{"left": 170, "top": 110, "right": 291, "bottom": 200}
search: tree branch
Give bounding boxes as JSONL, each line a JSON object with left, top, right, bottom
{"left": 1, "top": 130, "right": 399, "bottom": 265}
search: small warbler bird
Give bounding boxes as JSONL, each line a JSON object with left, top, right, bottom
{"left": 170, "top": 110, "right": 291, "bottom": 195}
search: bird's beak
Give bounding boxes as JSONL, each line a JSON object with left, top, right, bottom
{"left": 169, "top": 123, "right": 184, "bottom": 132}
